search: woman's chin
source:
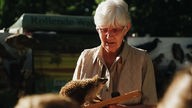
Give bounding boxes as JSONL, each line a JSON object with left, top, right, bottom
{"left": 106, "top": 48, "right": 118, "bottom": 53}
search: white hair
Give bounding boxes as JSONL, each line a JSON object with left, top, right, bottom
{"left": 94, "top": 0, "right": 131, "bottom": 27}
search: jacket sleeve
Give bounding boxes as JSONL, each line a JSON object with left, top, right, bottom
{"left": 142, "top": 52, "right": 158, "bottom": 105}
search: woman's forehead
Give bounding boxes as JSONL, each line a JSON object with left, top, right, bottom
{"left": 97, "top": 19, "right": 126, "bottom": 28}
{"left": 97, "top": 23, "right": 124, "bottom": 28}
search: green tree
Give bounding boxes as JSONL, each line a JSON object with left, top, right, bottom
{"left": 0, "top": 0, "right": 98, "bottom": 29}
{"left": 0, "top": 0, "right": 4, "bottom": 25}
{"left": 0, "top": 0, "right": 191, "bottom": 36}
{"left": 127, "top": 0, "right": 192, "bottom": 36}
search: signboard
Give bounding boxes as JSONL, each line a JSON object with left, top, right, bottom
{"left": 9, "top": 13, "right": 95, "bottom": 33}
{"left": 127, "top": 37, "right": 192, "bottom": 67}
{"left": 127, "top": 37, "right": 192, "bottom": 98}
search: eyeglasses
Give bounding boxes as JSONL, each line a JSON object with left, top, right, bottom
{"left": 96, "top": 26, "right": 125, "bottom": 35}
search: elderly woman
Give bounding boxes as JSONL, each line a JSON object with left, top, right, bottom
{"left": 72, "top": 0, "right": 157, "bottom": 107}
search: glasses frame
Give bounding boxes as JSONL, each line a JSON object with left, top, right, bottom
{"left": 96, "top": 26, "right": 126, "bottom": 35}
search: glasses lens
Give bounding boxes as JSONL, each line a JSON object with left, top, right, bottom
{"left": 97, "top": 27, "right": 124, "bottom": 35}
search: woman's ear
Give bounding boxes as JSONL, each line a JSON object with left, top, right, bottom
{"left": 123, "top": 23, "right": 131, "bottom": 36}
{"left": 126, "top": 23, "right": 131, "bottom": 32}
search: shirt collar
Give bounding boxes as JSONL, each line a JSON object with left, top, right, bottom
{"left": 93, "top": 41, "right": 130, "bottom": 64}
{"left": 119, "top": 41, "right": 130, "bottom": 63}
{"left": 92, "top": 46, "right": 101, "bottom": 64}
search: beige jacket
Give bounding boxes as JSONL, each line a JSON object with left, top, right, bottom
{"left": 72, "top": 42, "right": 157, "bottom": 105}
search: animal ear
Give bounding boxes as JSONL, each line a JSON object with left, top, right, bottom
{"left": 93, "top": 74, "right": 99, "bottom": 78}
{"left": 92, "top": 74, "right": 99, "bottom": 81}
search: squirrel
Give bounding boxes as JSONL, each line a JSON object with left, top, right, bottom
{"left": 59, "top": 75, "right": 108, "bottom": 107}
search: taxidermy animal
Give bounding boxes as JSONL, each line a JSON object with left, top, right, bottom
{"left": 136, "top": 38, "right": 161, "bottom": 53}
{"left": 172, "top": 43, "right": 184, "bottom": 63}
{"left": 59, "top": 75, "right": 108, "bottom": 106}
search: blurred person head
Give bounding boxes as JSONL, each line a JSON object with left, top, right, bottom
{"left": 157, "top": 65, "right": 192, "bottom": 108}
{"left": 14, "top": 93, "right": 80, "bottom": 108}
{"left": 5, "top": 34, "right": 38, "bottom": 50}
{"left": 94, "top": 0, "right": 131, "bottom": 53}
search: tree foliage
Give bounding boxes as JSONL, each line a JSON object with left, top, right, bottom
{"left": 127, "top": 0, "right": 192, "bottom": 36}
{"left": 0, "top": 0, "right": 191, "bottom": 36}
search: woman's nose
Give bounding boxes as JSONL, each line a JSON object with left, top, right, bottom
{"left": 105, "top": 30, "right": 113, "bottom": 37}
{"left": 106, "top": 32, "right": 111, "bottom": 39}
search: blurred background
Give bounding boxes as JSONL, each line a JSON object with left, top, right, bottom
{"left": 0, "top": 0, "right": 192, "bottom": 36}
{"left": 0, "top": 0, "right": 191, "bottom": 108}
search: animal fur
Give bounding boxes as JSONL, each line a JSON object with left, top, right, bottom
{"left": 15, "top": 93, "right": 80, "bottom": 108}
{"left": 158, "top": 65, "right": 192, "bottom": 108}
{"left": 59, "top": 75, "right": 108, "bottom": 106}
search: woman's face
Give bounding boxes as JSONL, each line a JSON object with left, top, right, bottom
{"left": 97, "top": 25, "right": 129, "bottom": 53}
